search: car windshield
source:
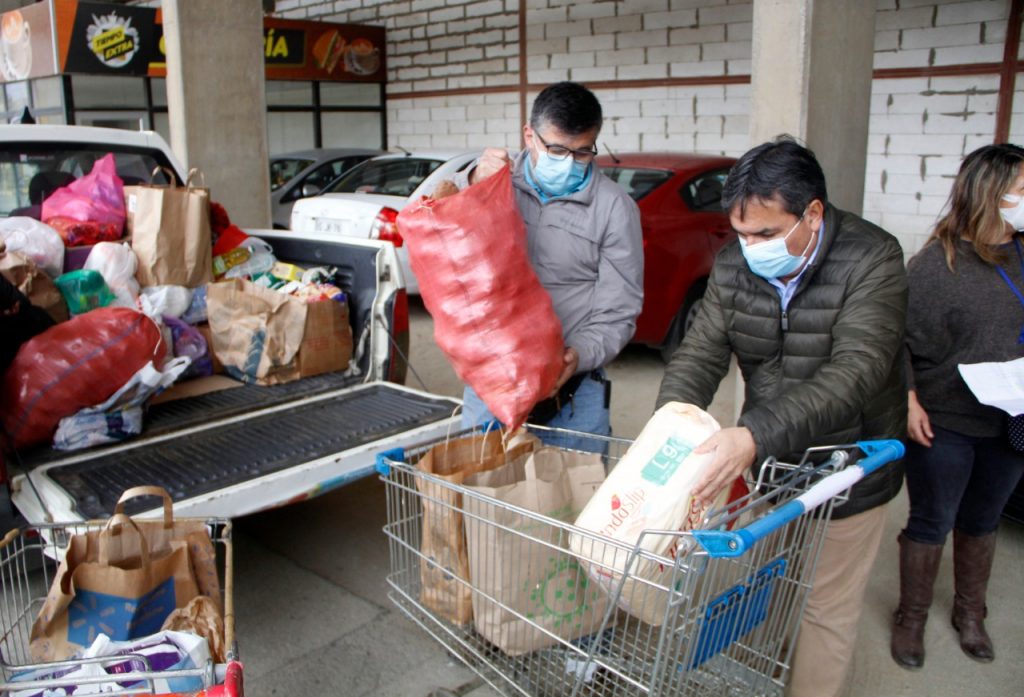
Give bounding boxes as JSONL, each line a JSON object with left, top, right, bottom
{"left": 270, "top": 157, "right": 314, "bottom": 192}
{"left": 0, "top": 142, "right": 176, "bottom": 217}
{"left": 602, "top": 166, "right": 673, "bottom": 201}
{"left": 327, "top": 157, "right": 443, "bottom": 197}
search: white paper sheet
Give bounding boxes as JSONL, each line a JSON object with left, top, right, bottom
{"left": 957, "top": 357, "right": 1024, "bottom": 416}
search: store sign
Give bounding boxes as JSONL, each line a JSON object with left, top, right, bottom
{"left": 1, "top": 0, "right": 385, "bottom": 84}
{"left": 61, "top": 1, "right": 157, "bottom": 76}
{"left": 0, "top": 3, "right": 58, "bottom": 83}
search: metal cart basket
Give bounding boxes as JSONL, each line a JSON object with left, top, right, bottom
{"left": 0, "top": 520, "right": 241, "bottom": 697}
{"left": 377, "top": 425, "right": 903, "bottom": 697}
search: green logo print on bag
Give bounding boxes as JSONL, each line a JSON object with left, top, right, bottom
{"left": 640, "top": 435, "right": 694, "bottom": 486}
{"left": 523, "top": 556, "right": 601, "bottom": 629}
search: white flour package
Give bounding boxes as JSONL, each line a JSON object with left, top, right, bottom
{"left": 569, "top": 402, "right": 747, "bottom": 625}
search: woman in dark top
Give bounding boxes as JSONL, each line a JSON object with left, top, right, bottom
{"left": 892, "top": 144, "right": 1024, "bottom": 670}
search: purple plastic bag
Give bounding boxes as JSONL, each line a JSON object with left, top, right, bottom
{"left": 163, "top": 315, "right": 213, "bottom": 378}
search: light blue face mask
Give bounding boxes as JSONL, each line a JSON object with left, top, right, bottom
{"left": 739, "top": 209, "right": 813, "bottom": 279}
{"left": 530, "top": 147, "right": 588, "bottom": 198}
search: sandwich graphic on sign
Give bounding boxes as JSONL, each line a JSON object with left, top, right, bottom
{"left": 313, "top": 29, "right": 345, "bottom": 74}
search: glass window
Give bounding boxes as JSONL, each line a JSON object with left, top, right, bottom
{"left": 150, "top": 77, "right": 167, "bottom": 107}
{"left": 320, "top": 82, "right": 381, "bottom": 107}
{"left": 0, "top": 142, "right": 176, "bottom": 216}
{"left": 602, "top": 167, "right": 674, "bottom": 202}
{"left": 4, "top": 81, "right": 29, "bottom": 119}
{"left": 266, "top": 81, "right": 313, "bottom": 106}
{"left": 71, "top": 75, "right": 147, "bottom": 108}
{"left": 31, "top": 77, "right": 63, "bottom": 110}
{"left": 681, "top": 169, "right": 730, "bottom": 212}
{"left": 267, "top": 111, "right": 315, "bottom": 154}
{"left": 321, "top": 111, "right": 383, "bottom": 149}
{"left": 328, "top": 158, "right": 442, "bottom": 197}
{"left": 270, "top": 157, "right": 315, "bottom": 191}
{"left": 284, "top": 156, "right": 374, "bottom": 201}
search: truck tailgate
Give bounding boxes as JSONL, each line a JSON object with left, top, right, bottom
{"left": 12, "top": 382, "right": 460, "bottom": 523}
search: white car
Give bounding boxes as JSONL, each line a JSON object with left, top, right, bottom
{"left": 289, "top": 150, "right": 481, "bottom": 294}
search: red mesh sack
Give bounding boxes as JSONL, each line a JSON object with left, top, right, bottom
{"left": 397, "top": 166, "right": 563, "bottom": 430}
{"left": 2, "top": 307, "right": 166, "bottom": 450}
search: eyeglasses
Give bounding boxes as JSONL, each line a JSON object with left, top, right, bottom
{"left": 533, "top": 131, "right": 598, "bottom": 164}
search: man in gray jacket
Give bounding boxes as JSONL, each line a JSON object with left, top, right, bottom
{"left": 657, "top": 137, "right": 906, "bottom": 697}
{"left": 458, "top": 82, "right": 643, "bottom": 438}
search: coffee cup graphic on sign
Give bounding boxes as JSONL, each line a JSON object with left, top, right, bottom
{"left": 344, "top": 37, "right": 379, "bottom": 76}
{"left": 0, "top": 10, "right": 32, "bottom": 81}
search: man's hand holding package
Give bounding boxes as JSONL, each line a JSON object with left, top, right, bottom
{"left": 469, "top": 148, "right": 512, "bottom": 185}
{"left": 692, "top": 426, "right": 756, "bottom": 503}
{"left": 548, "top": 347, "right": 579, "bottom": 398}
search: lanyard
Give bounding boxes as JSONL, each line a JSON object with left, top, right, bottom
{"left": 995, "top": 238, "right": 1024, "bottom": 343}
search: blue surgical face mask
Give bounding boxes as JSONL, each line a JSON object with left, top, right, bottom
{"left": 529, "top": 144, "right": 588, "bottom": 198}
{"left": 739, "top": 209, "right": 814, "bottom": 279}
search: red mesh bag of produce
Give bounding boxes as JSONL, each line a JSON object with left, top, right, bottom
{"left": 1, "top": 307, "right": 166, "bottom": 450}
{"left": 397, "top": 166, "right": 563, "bottom": 430}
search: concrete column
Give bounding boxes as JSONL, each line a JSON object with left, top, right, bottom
{"left": 163, "top": 0, "right": 271, "bottom": 228}
{"left": 749, "top": 0, "right": 876, "bottom": 215}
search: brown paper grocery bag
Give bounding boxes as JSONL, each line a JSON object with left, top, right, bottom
{"left": 126, "top": 168, "right": 212, "bottom": 288}
{"left": 29, "top": 516, "right": 199, "bottom": 661}
{"left": 416, "top": 429, "right": 539, "bottom": 625}
{"left": 463, "top": 447, "right": 608, "bottom": 655}
{"left": 206, "top": 278, "right": 308, "bottom": 385}
{"left": 0, "top": 247, "right": 68, "bottom": 323}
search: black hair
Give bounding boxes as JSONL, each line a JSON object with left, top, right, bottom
{"left": 722, "top": 135, "right": 828, "bottom": 219}
{"left": 530, "top": 82, "right": 603, "bottom": 136}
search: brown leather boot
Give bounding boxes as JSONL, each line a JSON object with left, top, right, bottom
{"left": 891, "top": 533, "right": 944, "bottom": 669}
{"left": 951, "top": 530, "right": 997, "bottom": 662}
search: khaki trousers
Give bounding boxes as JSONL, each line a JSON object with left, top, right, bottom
{"left": 786, "top": 504, "right": 889, "bottom": 697}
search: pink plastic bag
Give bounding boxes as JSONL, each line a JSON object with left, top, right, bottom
{"left": 397, "top": 166, "right": 564, "bottom": 430}
{"left": 41, "top": 153, "right": 126, "bottom": 235}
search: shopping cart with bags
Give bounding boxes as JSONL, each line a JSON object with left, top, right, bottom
{"left": 376, "top": 425, "right": 903, "bottom": 697}
{"left": 0, "top": 520, "right": 241, "bottom": 697}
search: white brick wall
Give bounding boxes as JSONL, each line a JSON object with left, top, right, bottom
{"left": 862, "top": 74, "right": 1001, "bottom": 254}
{"left": 275, "top": 0, "right": 1021, "bottom": 255}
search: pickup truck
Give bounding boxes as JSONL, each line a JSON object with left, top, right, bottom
{"left": 0, "top": 124, "right": 461, "bottom": 524}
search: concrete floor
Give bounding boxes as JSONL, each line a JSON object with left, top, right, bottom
{"left": 232, "top": 298, "right": 1023, "bottom": 696}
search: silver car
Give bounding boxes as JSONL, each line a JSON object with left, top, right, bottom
{"left": 270, "top": 148, "right": 382, "bottom": 228}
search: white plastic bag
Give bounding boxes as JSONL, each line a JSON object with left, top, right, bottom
{"left": 53, "top": 357, "right": 191, "bottom": 450}
{"left": 224, "top": 237, "right": 275, "bottom": 279}
{"left": 84, "top": 241, "right": 140, "bottom": 308}
{"left": 569, "top": 402, "right": 746, "bottom": 625}
{"left": 9, "top": 630, "right": 210, "bottom": 697}
{"left": 0, "top": 217, "right": 64, "bottom": 278}
{"left": 140, "top": 284, "right": 194, "bottom": 319}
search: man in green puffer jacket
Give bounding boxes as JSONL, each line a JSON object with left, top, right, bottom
{"left": 657, "top": 136, "right": 907, "bottom": 697}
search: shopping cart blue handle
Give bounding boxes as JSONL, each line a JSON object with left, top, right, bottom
{"left": 693, "top": 439, "right": 905, "bottom": 558}
{"left": 375, "top": 447, "right": 406, "bottom": 476}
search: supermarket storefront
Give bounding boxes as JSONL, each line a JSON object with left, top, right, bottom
{"left": 0, "top": 0, "right": 387, "bottom": 154}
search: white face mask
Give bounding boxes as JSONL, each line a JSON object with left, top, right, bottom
{"left": 1001, "top": 194, "right": 1024, "bottom": 231}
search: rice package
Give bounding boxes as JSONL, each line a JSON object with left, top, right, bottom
{"left": 569, "top": 402, "right": 747, "bottom": 625}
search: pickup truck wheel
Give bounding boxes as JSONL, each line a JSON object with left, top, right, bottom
{"left": 659, "top": 279, "right": 707, "bottom": 363}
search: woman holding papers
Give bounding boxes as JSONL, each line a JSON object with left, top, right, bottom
{"left": 892, "top": 143, "right": 1024, "bottom": 670}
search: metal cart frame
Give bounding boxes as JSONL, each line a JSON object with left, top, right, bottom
{"left": 376, "top": 425, "right": 903, "bottom": 697}
{"left": 0, "top": 520, "right": 241, "bottom": 697}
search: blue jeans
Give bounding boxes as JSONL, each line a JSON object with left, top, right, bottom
{"left": 461, "top": 371, "right": 610, "bottom": 453}
{"left": 903, "top": 424, "right": 1024, "bottom": 545}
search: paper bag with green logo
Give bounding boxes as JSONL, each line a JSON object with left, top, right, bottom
{"left": 463, "top": 447, "right": 608, "bottom": 655}
{"left": 416, "top": 429, "right": 539, "bottom": 625}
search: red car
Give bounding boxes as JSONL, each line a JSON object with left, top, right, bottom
{"left": 598, "top": 152, "right": 737, "bottom": 360}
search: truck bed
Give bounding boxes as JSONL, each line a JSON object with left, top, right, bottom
{"left": 14, "top": 381, "right": 460, "bottom": 521}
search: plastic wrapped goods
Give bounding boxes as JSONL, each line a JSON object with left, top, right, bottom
{"left": 397, "top": 166, "right": 563, "bottom": 430}
{"left": 53, "top": 269, "right": 117, "bottom": 315}
{"left": 83, "top": 241, "right": 140, "bottom": 307}
{"left": 0, "top": 217, "right": 64, "bottom": 277}
{"left": 1, "top": 307, "right": 167, "bottom": 449}
{"left": 41, "top": 153, "right": 126, "bottom": 242}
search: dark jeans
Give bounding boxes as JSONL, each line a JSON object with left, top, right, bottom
{"left": 903, "top": 424, "right": 1024, "bottom": 545}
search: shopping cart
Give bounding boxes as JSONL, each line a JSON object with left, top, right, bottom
{"left": 0, "top": 520, "right": 241, "bottom": 697}
{"left": 377, "top": 425, "right": 903, "bottom": 697}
